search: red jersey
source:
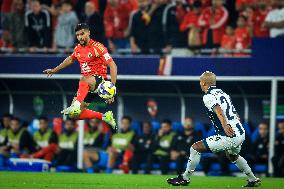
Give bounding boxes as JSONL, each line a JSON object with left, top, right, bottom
{"left": 1, "top": 0, "right": 13, "bottom": 13}
{"left": 235, "top": 27, "right": 251, "bottom": 49}
{"left": 70, "top": 39, "right": 113, "bottom": 78}
{"left": 104, "top": 0, "right": 138, "bottom": 39}
{"left": 198, "top": 6, "right": 228, "bottom": 45}
{"left": 235, "top": 0, "right": 255, "bottom": 10}
{"left": 180, "top": 11, "right": 200, "bottom": 32}
{"left": 221, "top": 34, "right": 236, "bottom": 49}
{"left": 252, "top": 9, "right": 269, "bottom": 37}
{"left": 188, "top": 0, "right": 211, "bottom": 8}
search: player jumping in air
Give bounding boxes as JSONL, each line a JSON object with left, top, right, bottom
{"left": 167, "top": 71, "right": 261, "bottom": 187}
{"left": 43, "top": 23, "right": 117, "bottom": 129}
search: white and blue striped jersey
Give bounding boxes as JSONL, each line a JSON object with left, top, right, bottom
{"left": 203, "top": 86, "right": 244, "bottom": 136}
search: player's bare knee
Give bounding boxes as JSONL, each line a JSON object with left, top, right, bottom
{"left": 192, "top": 141, "right": 203, "bottom": 153}
{"left": 226, "top": 153, "right": 239, "bottom": 163}
{"left": 80, "top": 76, "right": 88, "bottom": 82}
{"left": 191, "top": 143, "right": 198, "bottom": 151}
{"left": 194, "top": 141, "right": 208, "bottom": 153}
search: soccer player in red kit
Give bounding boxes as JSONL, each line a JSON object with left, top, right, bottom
{"left": 43, "top": 23, "right": 117, "bottom": 129}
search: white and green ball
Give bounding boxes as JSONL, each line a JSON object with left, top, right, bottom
{"left": 98, "top": 81, "right": 116, "bottom": 99}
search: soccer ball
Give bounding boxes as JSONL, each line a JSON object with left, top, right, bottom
{"left": 98, "top": 81, "right": 116, "bottom": 99}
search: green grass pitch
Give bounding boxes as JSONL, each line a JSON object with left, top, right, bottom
{"left": 0, "top": 172, "right": 283, "bottom": 189}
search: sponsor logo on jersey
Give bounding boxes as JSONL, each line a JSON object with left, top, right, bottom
{"left": 81, "top": 62, "right": 91, "bottom": 73}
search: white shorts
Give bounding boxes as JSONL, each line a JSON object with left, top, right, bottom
{"left": 203, "top": 134, "right": 245, "bottom": 155}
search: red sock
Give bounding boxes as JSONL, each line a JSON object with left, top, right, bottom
{"left": 76, "top": 80, "right": 89, "bottom": 103}
{"left": 79, "top": 109, "right": 103, "bottom": 120}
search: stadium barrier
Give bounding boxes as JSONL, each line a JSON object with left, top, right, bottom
{"left": 0, "top": 74, "right": 282, "bottom": 175}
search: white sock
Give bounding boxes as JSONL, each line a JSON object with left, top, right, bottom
{"left": 234, "top": 155, "right": 257, "bottom": 182}
{"left": 182, "top": 147, "right": 201, "bottom": 180}
{"left": 73, "top": 100, "right": 81, "bottom": 107}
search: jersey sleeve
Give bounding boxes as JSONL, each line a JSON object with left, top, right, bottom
{"left": 93, "top": 42, "right": 113, "bottom": 64}
{"left": 70, "top": 46, "right": 78, "bottom": 61}
{"left": 203, "top": 94, "right": 219, "bottom": 111}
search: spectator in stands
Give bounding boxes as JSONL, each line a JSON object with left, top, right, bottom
{"left": 152, "top": 119, "right": 176, "bottom": 174}
{"left": 235, "top": 0, "right": 255, "bottom": 12}
{"left": 180, "top": 1, "right": 202, "bottom": 51}
{"left": 0, "top": 0, "right": 13, "bottom": 28}
{"left": 129, "top": 0, "right": 151, "bottom": 54}
{"left": 264, "top": 0, "right": 284, "bottom": 38}
{"left": 106, "top": 116, "right": 135, "bottom": 174}
{"left": 0, "top": 31, "right": 13, "bottom": 48}
{"left": 146, "top": 0, "right": 168, "bottom": 54}
{"left": 234, "top": 15, "right": 251, "bottom": 55}
{"left": 56, "top": 118, "right": 78, "bottom": 166}
{"left": 252, "top": 0, "right": 270, "bottom": 38}
{"left": 28, "top": 116, "right": 58, "bottom": 161}
{"left": 131, "top": 121, "right": 155, "bottom": 174}
{"left": 75, "top": 0, "right": 108, "bottom": 21}
{"left": 171, "top": 117, "right": 202, "bottom": 174}
{"left": 54, "top": 0, "right": 78, "bottom": 49}
{"left": 2, "top": 0, "right": 27, "bottom": 48}
{"left": 25, "top": 0, "right": 52, "bottom": 50}
{"left": 40, "top": 0, "right": 61, "bottom": 39}
{"left": 81, "top": 1, "right": 107, "bottom": 46}
{"left": 0, "top": 117, "right": 35, "bottom": 157}
{"left": 198, "top": 0, "right": 228, "bottom": 48}
{"left": 220, "top": 25, "right": 236, "bottom": 54}
{"left": 163, "top": 0, "right": 188, "bottom": 53}
{"left": 251, "top": 122, "right": 269, "bottom": 167}
{"left": 83, "top": 119, "right": 105, "bottom": 173}
{"left": 104, "top": 0, "right": 138, "bottom": 53}
{"left": 272, "top": 121, "right": 284, "bottom": 177}
{"left": 0, "top": 114, "right": 12, "bottom": 147}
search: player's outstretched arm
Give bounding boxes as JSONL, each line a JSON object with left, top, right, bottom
{"left": 43, "top": 56, "right": 74, "bottom": 77}
{"left": 213, "top": 105, "right": 235, "bottom": 137}
{"left": 108, "top": 60, "right": 117, "bottom": 84}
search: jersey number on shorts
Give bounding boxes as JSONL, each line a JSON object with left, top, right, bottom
{"left": 209, "top": 136, "right": 221, "bottom": 141}
{"left": 220, "top": 96, "right": 237, "bottom": 121}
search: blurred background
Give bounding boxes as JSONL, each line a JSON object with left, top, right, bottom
{"left": 0, "top": 0, "right": 284, "bottom": 178}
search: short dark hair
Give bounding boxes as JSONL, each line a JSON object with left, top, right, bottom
{"left": 122, "top": 116, "right": 132, "bottom": 123}
{"left": 11, "top": 117, "right": 21, "bottom": 123}
{"left": 75, "top": 23, "right": 90, "bottom": 32}
{"left": 161, "top": 119, "right": 172, "bottom": 125}
{"left": 193, "top": 1, "right": 202, "bottom": 8}
{"left": 61, "top": 0, "right": 73, "bottom": 7}
{"left": 2, "top": 113, "right": 13, "bottom": 119}
{"left": 38, "top": 116, "right": 48, "bottom": 122}
{"left": 32, "top": 0, "right": 41, "bottom": 4}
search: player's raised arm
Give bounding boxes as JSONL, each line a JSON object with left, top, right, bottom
{"left": 213, "top": 105, "right": 235, "bottom": 137}
{"left": 107, "top": 60, "right": 117, "bottom": 84}
{"left": 43, "top": 56, "right": 75, "bottom": 77}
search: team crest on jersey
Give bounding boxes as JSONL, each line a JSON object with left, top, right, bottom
{"left": 88, "top": 52, "right": 92, "bottom": 58}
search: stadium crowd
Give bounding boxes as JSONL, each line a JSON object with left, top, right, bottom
{"left": 1, "top": 0, "right": 284, "bottom": 55}
{"left": 0, "top": 113, "right": 284, "bottom": 177}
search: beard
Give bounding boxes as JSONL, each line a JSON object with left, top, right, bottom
{"left": 79, "top": 39, "right": 87, "bottom": 46}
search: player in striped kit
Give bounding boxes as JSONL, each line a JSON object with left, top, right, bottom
{"left": 167, "top": 71, "right": 261, "bottom": 187}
